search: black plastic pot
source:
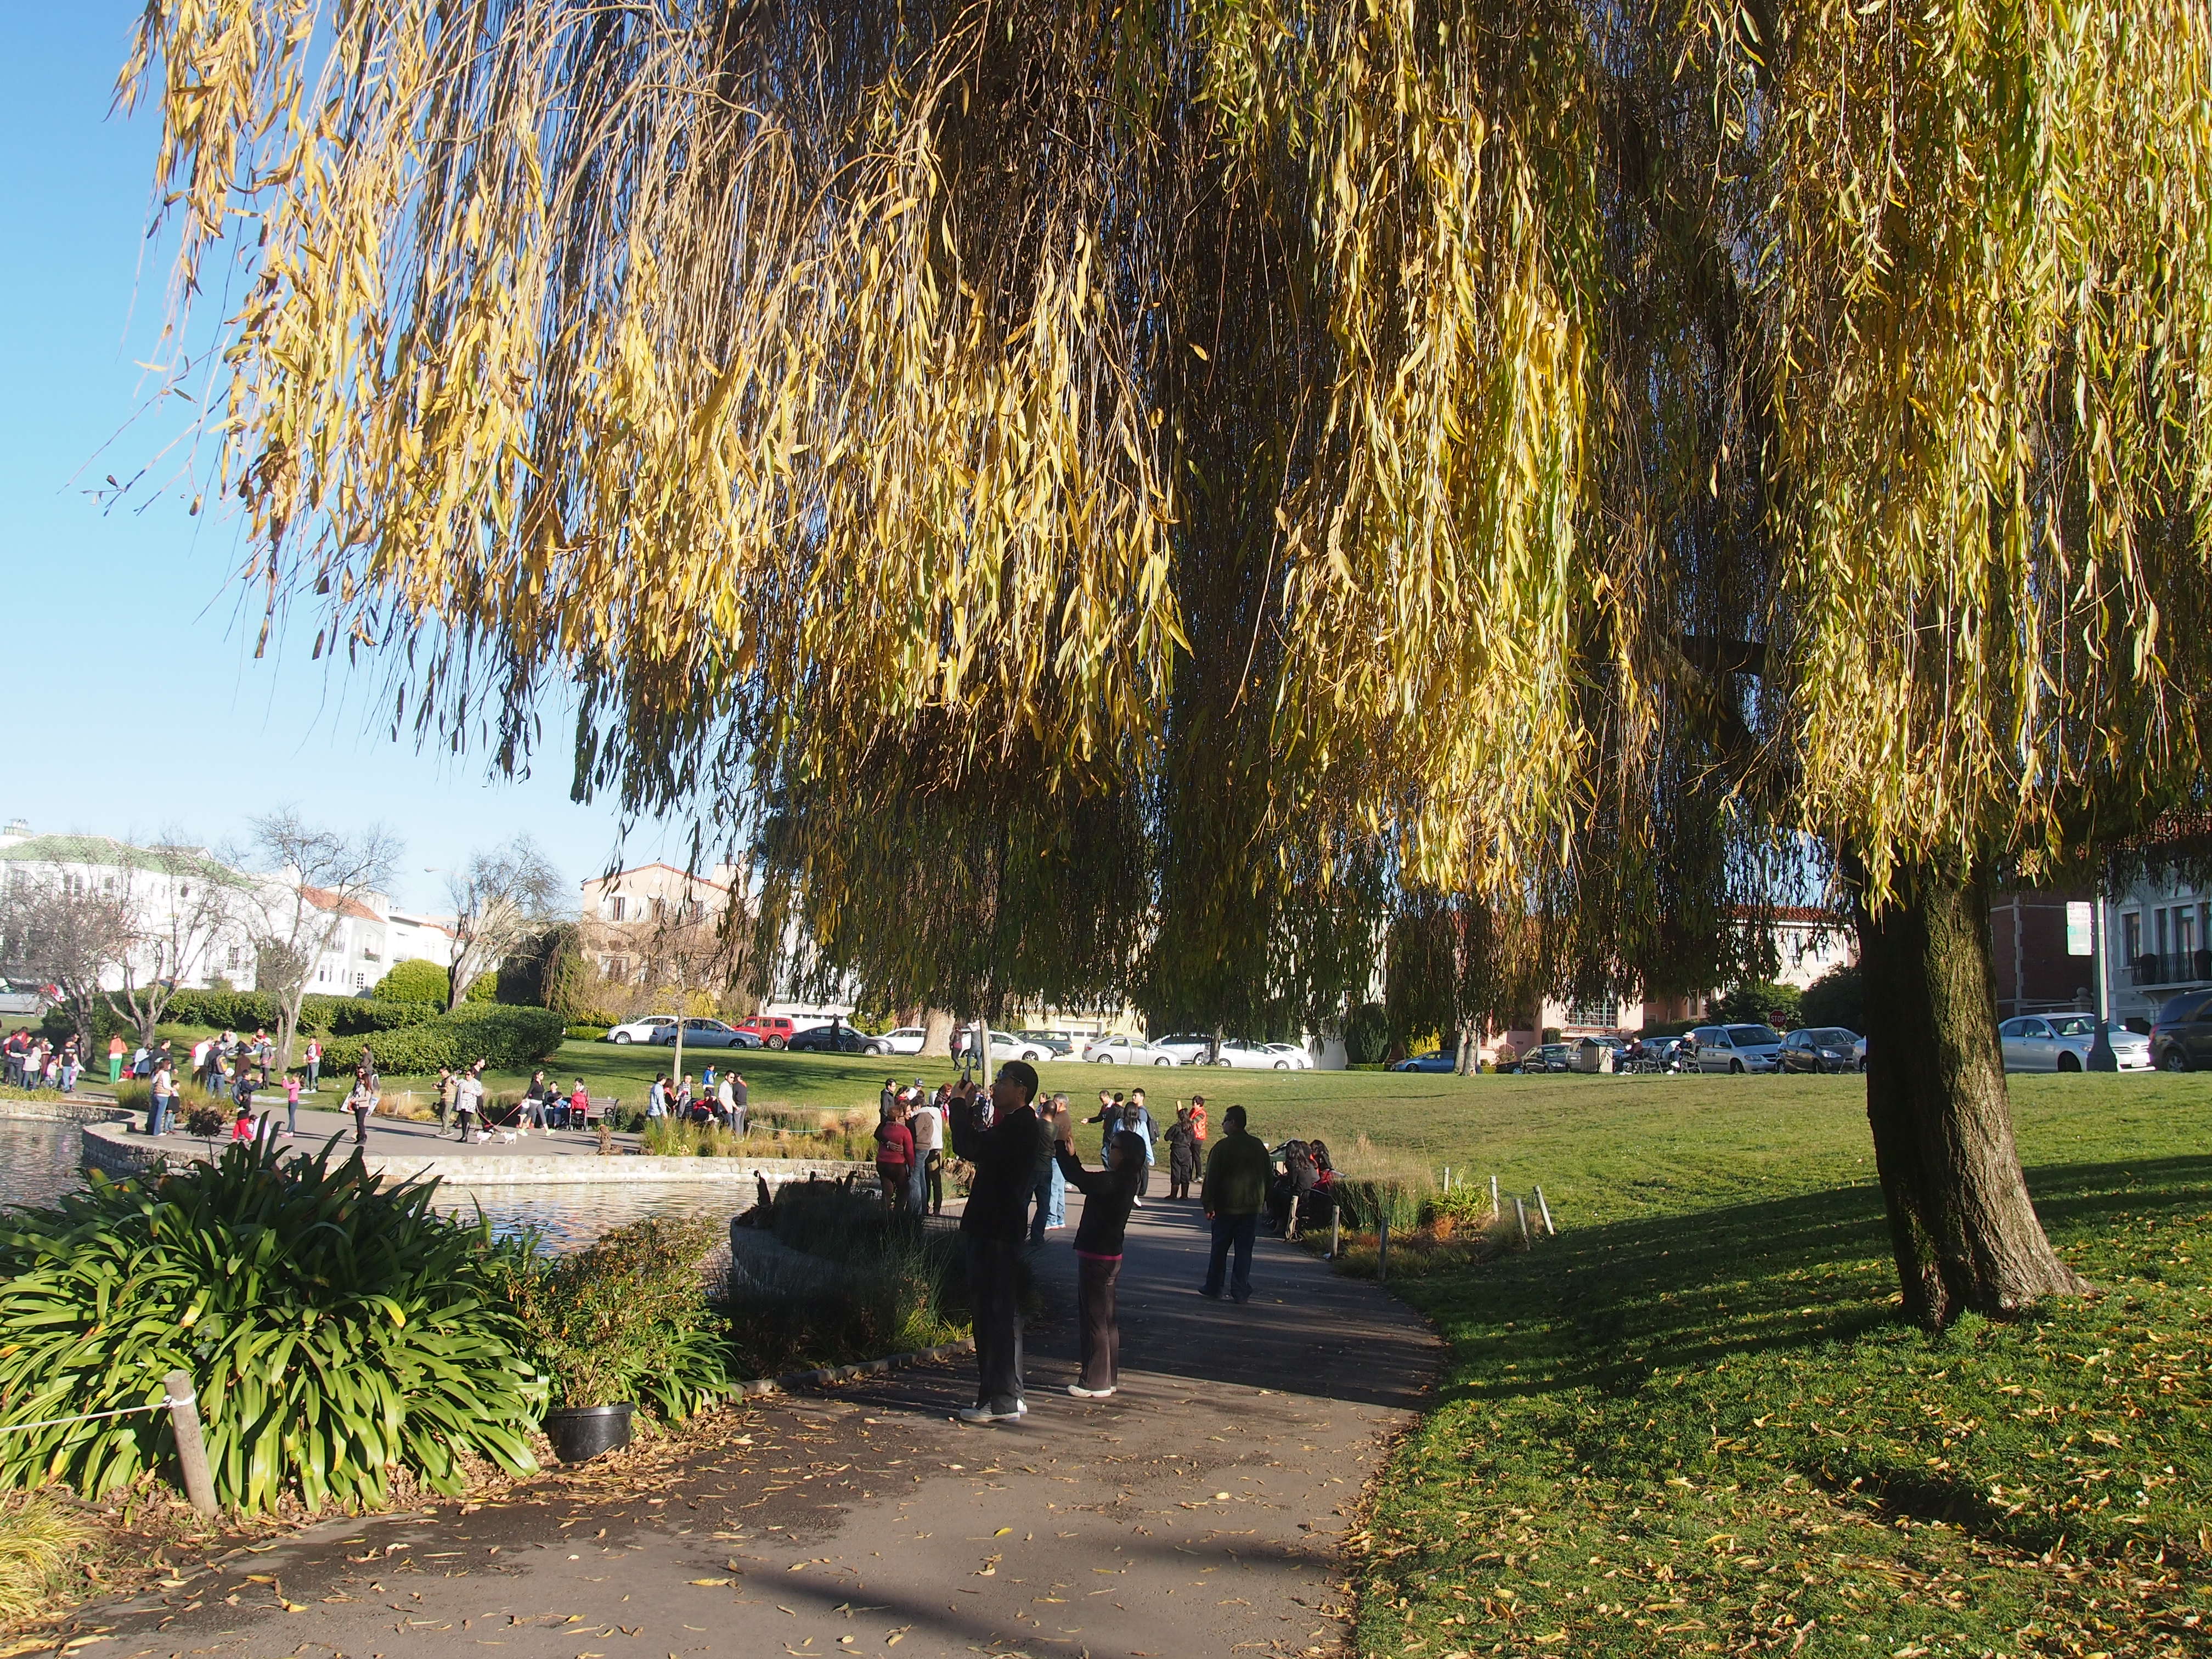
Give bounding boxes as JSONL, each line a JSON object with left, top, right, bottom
{"left": 543, "top": 1403, "right": 635, "bottom": 1463}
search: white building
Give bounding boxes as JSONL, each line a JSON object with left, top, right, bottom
{"left": 2107, "top": 873, "right": 2211, "bottom": 1026}
{"left": 0, "top": 827, "right": 261, "bottom": 991}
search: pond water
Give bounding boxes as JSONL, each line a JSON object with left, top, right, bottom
{"left": 0, "top": 1118, "right": 747, "bottom": 1251}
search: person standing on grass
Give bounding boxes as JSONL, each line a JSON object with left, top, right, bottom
{"left": 716, "top": 1070, "right": 738, "bottom": 1130}
{"left": 1200, "top": 1104, "right": 1272, "bottom": 1304}
{"left": 107, "top": 1032, "right": 125, "bottom": 1085}
{"left": 1027, "top": 1092, "right": 1068, "bottom": 1244}
{"left": 304, "top": 1035, "right": 322, "bottom": 1093}
{"left": 875, "top": 1098, "right": 916, "bottom": 1213}
{"left": 949, "top": 1062, "right": 1042, "bottom": 1424}
{"left": 1054, "top": 1113, "right": 1145, "bottom": 1398}
{"left": 343, "top": 1068, "right": 379, "bottom": 1147}
{"left": 1189, "top": 1093, "right": 1209, "bottom": 1150}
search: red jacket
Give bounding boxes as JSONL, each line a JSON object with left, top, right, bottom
{"left": 875, "top": 1121, "right": 915, "bottom": 1168}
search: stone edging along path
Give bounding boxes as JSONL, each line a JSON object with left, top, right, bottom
{"left": 729, "top": 1335, "right": 978, "bottom": 1399}
{"left": 76, "top": 1116, "right": 876, "bottom": 1189}
{"left": 0, "top": 1092, "right": 133, "bottom": 1126}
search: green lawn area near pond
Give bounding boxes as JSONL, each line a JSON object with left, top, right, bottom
{"left": 1338, "top": 1071, "right": 2212, "bottom": 1658}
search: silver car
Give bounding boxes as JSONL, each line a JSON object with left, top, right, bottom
{"left": 1997, "top": 1013, "right": 2152, "bottom": 1073}
{"left": 1691, "top": 1023, "right": 1784, "bottom": 1074}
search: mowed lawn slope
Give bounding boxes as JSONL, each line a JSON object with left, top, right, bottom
{"left": 1343, "top": 1075, "right": 2210, "bottom": 1658}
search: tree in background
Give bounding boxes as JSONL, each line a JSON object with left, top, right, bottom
{"left": 442, "top": 837, "right": 563, "bottom": 1012}
{"left": 99, "top": 840, "right": 250, "bottom": 1049}
{"left": 127, "top": 0, "right": 2212, "bottom": 1326}
{"left": 246, "top": 812, "right": 401, "bottom": 1077}
{"left": 1799, "top": 966, "right": 1864, "bottom": 1036}
{"left": 1712, "top": 981, "right": 1805, "bottom": 1030}
{"left": 0, "top": 876, "right": 132, "bottom": 1064}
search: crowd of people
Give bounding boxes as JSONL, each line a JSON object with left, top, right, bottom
{"left": 2, "top": 1029, "right": 82, "bottom": 1093}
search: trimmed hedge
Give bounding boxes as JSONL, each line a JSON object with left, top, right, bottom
{"left": 160, "top": 990, "right": 441, "bottom": 1037}
{"left": 320, "top": 1005, "right": 566, "bottom": 1077}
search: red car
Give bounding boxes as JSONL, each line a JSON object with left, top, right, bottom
{"left": 735, "top": 1015, "right": 797, "bottom": 1049}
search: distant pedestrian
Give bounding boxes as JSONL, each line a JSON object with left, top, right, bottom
{"left": 283, "top": 1071, "right": 301, "bottom": 1137}
{"left": 909, "top": 1087, "right": 944, "bottom": 1215}
{"left": 304, "top": 1036, "right": 323, "bottom": 1093}
{"left": 879, "top": 1077, "right": 899, "bottom": 1124}
{"left": 1119, "top": 1100, "right": 1154, "bottom": 1205}
{"left": 1165, "top": 1104, "right": 1199, "bottom": 1200}
{"left": 1199, "top": 1104, "right": 1272, "bottom": 1304}
{"left": 1189, "top": 1093, "right": 1209, "bottom": 1148}
{"left": 106, "top": 1033, "right": 125, "bottom": 1084}
{"left": 716, "top": 1073, "right": 738, "bottom": 1130}
{"left": 146, "top": 1056, "right": 174, "bottom": 1137}
{"left": 949, "top": 1063, "right": 1042, "bottom": 1424}
{"left": 569, "top": 1076, "right": 590, "bottom": 1130}
{"left": 435, "top": 1065, "right": 456, "bottom": 1130}
{"left": 728, "top": 1070, "right": 748, "bottom": 1136}
{"left": 1054, "top": 1113, "right": 1144, "bottom": 1398}
{"left": 1028, "top": 1093, "right": 1067, "bottom": 1244}
{"left": 452, "top": 1066, "right": 484, "bottom": 1139}
{"left": 343, "top": 1071, "right": 379, "bottom": 1146}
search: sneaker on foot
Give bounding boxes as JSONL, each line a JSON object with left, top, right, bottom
{"left": 1198, "top": 1287, "right": 1222, "bottom": 1300}
{"left": 1067, "top": 1384, "right": 1116, "bottom": 1399}
{"left": 957, "top": 1404, "right": 1021, "bottom": 1424}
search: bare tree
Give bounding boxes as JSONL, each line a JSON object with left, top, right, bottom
{"left": 0, "top": 873, "right": 133, "bottom": 1062}
{"left": 106, "top": 841, "right": 249, "bottom": 1048}
{"left": 444, "top": 836, "right": 565, "bottom": 1011}
{"left": 247, "top": 811, "right": 402, "bottom": 1074}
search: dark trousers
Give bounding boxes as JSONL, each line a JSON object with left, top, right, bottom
{"left": 1203, "top": 1212, "right": 1259, "bottom": 1302}
{"left": 922, "top": 1150, "right": 944, "bottom": 1215}
{"left": 352, "top": 1106, "right": 371, "bottom": 1145}
{"left": 1076, "top": 1255, "right": 1122, "bottom": 1391}
{"left": 963, "top": 1234, "right": 1025, "bottom": 1412}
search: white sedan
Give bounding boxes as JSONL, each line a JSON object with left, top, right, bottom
{"left": 1083, "top": 1034, "right": 1178, "bottom": 1066}
{"left": 1206, "top": 1038, "right": 1285, "bottom": 1069}
{"left": 863, "top": 1026, "right": 928, "bottom": 1056}
{"left": 1262, "top": 1042, "right": 1312, "bottom": 1070}
{"left": 607, "top": 1015, "right": 678, "bottom": 1045}
{"left": 1153, "top": 1032, "right": 1217, "bottom": 1065}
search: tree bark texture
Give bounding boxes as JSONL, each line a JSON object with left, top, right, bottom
{"left": 918, "top": 1006, "right": 956, "bottom": 1057}
{"left": 1855, "top": 859, "right": 2089, "bottom": 1328}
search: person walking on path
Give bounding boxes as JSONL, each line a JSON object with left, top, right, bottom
{"left": 435, "top": 1065, "right": 456, "bottom": 1131}
{"left": 874, "top": 1098, "right": 916, "bottom": 1213}
{"left": 949, "top": 1062, "right": 1042, "bottom": 1424}
{"left": 909, "top": 1086, "right": 944, "bottom": 1215}
{"left": 1200, "top": 1104, "right": 1272, "bottom": 1304}
{"left": 343, "top": 1069, "right": 379, "bottom": 1147}
{"left": 1189, "top": 1092, "right": 1209, "bottom": 1149}
{"left": 1164, "top": 1104, "right": 1199, "bottom": 1200}
{"left": 452, "top": 1064, "right": 484, "bottom": 1140}
{"left": 283, "top": 1071, "right": 302, "bottom": 1137}
{"left": 1053, "top": 1110, "right": 1145, "bottom": 1398}
{"left": 1027, "top": 1092, "right": 1068, "bottom": 1244}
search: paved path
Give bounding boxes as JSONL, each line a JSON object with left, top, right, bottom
{"left": 108, "top": 1097, "right": 643, "bottom": 1163}
{"left": 65, "top": 1195, "right": 1437, "bottom": 1659}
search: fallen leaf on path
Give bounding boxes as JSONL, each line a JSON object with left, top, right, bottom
{"left": 994, "top": 1527, "right": 1012, "bottom": 1536}
{"left": 689, "top": 1578, "right": 732, "bottom": 1585}
{"left": 279, "top": 1599, "right": 308, "bottom": 1613}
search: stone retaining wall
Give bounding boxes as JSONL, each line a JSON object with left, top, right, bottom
{"left": 0, "top": 1094, "right": 134, "bottom": 1127}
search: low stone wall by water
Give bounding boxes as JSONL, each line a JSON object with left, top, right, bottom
{"left": 78, "top": 1119, "right": 876, "bottom": 1190}
{"left": 0, "top": 1094, "right": 133, "bottom": 1127}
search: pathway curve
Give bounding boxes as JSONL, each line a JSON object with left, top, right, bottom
{"left": 64, "top": 1193, "right": 1437, "bottom": 1659}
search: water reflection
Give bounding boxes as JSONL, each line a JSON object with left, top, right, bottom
{"left": 0, "top": 1119, "right": 746, "bottom": 1251}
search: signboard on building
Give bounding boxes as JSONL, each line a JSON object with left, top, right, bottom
{"left": 2066, "top": 900, "right": 2094, "bottom": 957}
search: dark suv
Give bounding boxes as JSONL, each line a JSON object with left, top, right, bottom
{"left": 2150, "top": 990, "right": 2212, "bottom": 1072}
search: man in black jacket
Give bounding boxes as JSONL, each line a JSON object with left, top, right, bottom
{"left": 949, "top": 1062, "right": 1042, "bottom": 1423}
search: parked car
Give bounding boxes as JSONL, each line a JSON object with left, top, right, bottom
{"left": 1501, "top": 1042, "right": 1576, "bottom": 1073}
{"left": 862, "top": 1026, "right": 929, "bottom": 1057}
{"left": 953, "top": 1028, "right": 1057, "bottom": 1063}
{"left": 607, "top": 1015, "right": 678, "bottom": 1045}
{"left": 1019, "top": 1031, "right": 1080, "bottom": 1058}
{"left": 1692, "top": 1023, "right": 1784, "bottom": 1073}
{"left": 1997, "top": 1012, "right": 2152, "bottom": 1073}
{"left": 1391, "top": 1046, "right": 1458, "bottom": 1073}
{"left": 653, "top": 1017, "right": 759, "bottom": 1049}
{"left": 1082, "top": 1034, "right": 1177, "bottom": 1065}
{"left": 1206, "top": 1039, "right": 1283, "bottom": 1069}
{"left": 787, "top": 1022, "right": 872, "bottom": 1054}
{"left": 1778, "top": 1025, "right": 1861, "bottom": 1074}
{"left": 736, "top": 1015, "right": 799, "bottom": 1049}
{"left": 2151, "top": 989, "right": 2212, "bottom": 1072}
{"left": 1153, "top": 1032, "right": 1218, "bottom": 1065}
{"left": 1262, "top": 1042, "right": 1312, "bottom": 1070}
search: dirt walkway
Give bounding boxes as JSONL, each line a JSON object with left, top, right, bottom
{"left": 61, "top": 1194, "right": 1437, "bottom": 1659}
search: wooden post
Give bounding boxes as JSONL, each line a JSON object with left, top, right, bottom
{"left": 1378, "top": 1213, "right": 1389, "bottom": 1283}
{"left": 1490, "top": 1173, "right": 1500, "bottom": 1222}
{"left": 1329, "top": 1204, "right": 1340, "bottom": 1261}
{"left": 1534, "top": 1185, "right": 1556, "bottom": 1237}
{"left": 164, "top": 1370, "right": 217, "bottom": 1516}
{"left": 1514, "top": 1195, "right": 1530, "bottom": 1246}
{"left": 1443, "top": 1165, "right": 1451, "bottom": 1193}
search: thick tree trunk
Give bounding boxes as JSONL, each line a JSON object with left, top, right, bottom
{"left": 918, "top": 1006, "right": 956, "bottom": 1057}
{"left": 1855, "top": 859, "right": 2089, "bottom": 1328}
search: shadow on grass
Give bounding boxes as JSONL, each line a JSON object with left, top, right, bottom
{"left": 1416, "top": 1153, "right": 2212, "bottom": 1408}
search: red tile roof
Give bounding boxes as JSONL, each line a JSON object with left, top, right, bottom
{"left": 300, "top": 885, "right": 382, "bottom": 922}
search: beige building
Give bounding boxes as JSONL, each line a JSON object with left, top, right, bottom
{"left": 579, "top": 862, "right": 743, "bottom": 984}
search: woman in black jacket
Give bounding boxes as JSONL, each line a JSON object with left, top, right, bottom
{"left": 1053, "top": 1115, "right": 1146, "bottom": 1398}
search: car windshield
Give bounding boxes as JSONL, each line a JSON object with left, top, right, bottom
{"left": 1801, "top": 1028, "right": 1855, "bottom": 1046}
{"left": 2049, "top": 1015, "right": 2096, "bottom": 1036}
{"left": 1726, "top": 1025, "right": 1781, "bottom": 1046}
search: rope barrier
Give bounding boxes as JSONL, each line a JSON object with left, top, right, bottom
{"left": 0, "top": 1392, "right": 193, "bottom": 1437}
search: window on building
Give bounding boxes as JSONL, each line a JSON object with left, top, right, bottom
{"left": 227, "top": 946, "right": 244, "bottom": 969}
{"left": 354, "top": 971, "right": 366, "bottom": 986}
{"left": 2122, "top": 912, "right": 2143, "bottom": 962}
{"left": 609, "top": 895, "right": 627, "bottom": 921}
{"left": 2177, "top": 909, "right": 2197, "bottom": 958}
{"left": 1564, "top": 991, "right": 1620, "bottom": 1028}
{"left": 689, "top": 899, "right": 704, "bottom": 922}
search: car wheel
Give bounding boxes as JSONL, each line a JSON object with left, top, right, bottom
{"left": 1273, "top": 1060, "right": 1289, "bottom": 1069}
{"left": 1094, "top": 1054, "right": 1114, "bottom": 1063}
{"left": 2057, "top": 1052, "right": 2081, "bottom": 1072}
{"left": 2159, "top": 1047, "right": 2190, "bottom": 1073}
{"left": 613, "top": 1032, "right": 631, "bottom": 1045}
{"left": 767, "top": 1036, "right": 785, "bottom": 1050}
{"left": 1729, "top": 1058, "right": 1745, "bottom": 1074}
{"left": 1154, "top": 1056, "right": 1172, "bottom": 1065}
{"left": 864, "top": 1042, "right": 887, "bottom": 1056}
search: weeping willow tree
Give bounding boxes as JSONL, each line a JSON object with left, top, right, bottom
{"left": 125, "top": 0, "right": 2212, "bottom": 1325}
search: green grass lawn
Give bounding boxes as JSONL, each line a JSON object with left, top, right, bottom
{"left": 1339, "top": 1074, "right": 2210, "bottom": 1657}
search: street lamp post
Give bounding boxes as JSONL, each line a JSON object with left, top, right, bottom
{"left": 2087, "top": 879, "right": 2118, "bottom": 1072}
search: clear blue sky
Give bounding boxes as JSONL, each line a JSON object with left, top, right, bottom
{"left": 0, "top": 11, "right": 684, "bottom": 911}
